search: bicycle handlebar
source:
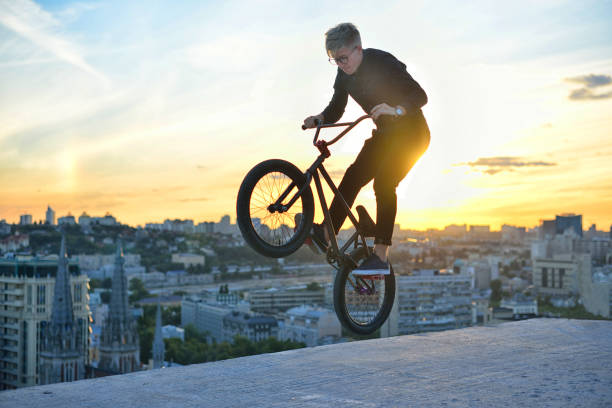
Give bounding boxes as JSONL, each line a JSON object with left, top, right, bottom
{"left": 302, "top": 115, "right": 372, "bottom": 147}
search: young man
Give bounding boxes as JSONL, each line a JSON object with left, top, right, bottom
{"left": 303, "top": 22, "right": 430, "bottom": 275}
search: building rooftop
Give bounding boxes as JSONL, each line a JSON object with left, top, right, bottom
{"left": 4, "top": 319, "right": 612, "bottom": 407}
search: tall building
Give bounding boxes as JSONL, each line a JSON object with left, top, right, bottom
{"left": 532, "top": 254, "right": 590, "bottom": 296}
{"left": 384, "top": 270, "right": 473, "bottom": 336}
{"left": 541, "top": 219, "right": 556, "bottom": 238}
{"left": 98, "top": 243, "right": 140, "bottom": 374}
{"left": 45, "top": 206, "right": 55, "bottom": 226}
{"left": 556, "top": 214, "right": 582, "bottom": 237}
{"left": 39, "top": 235, "right": 87, "bottom": 384}
{"left": 152, "top": 302, "right": 165, "bottom": 369}
{"left": 0, "top": 244, "right": 89, "bottom": 389}
{"left": 19, "top": 214, "right": 32, "bottom": 226}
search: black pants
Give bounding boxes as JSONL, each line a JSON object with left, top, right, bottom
{"left": 328, "top": 113, "right": 430, "bottom": 246}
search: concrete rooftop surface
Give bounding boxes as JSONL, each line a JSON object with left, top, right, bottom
{"left": 2, "top": 319, "right": 611, "bottom": 408}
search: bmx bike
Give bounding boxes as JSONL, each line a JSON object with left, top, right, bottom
{"left": 236, "top": 115, "right": 395, "bottom": 335}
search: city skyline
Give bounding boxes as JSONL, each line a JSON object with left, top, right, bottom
{"left": 1, "top": 1, "right": 611, "bottom": 230}
{"left": 5, "top": 204, "right": 611, "bottom": 233}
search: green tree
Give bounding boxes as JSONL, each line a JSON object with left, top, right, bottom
{"left": 129, "top": 278, "right": 150, "bottom": 303}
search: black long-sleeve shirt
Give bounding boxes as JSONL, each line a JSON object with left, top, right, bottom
{"left": 322, "top": 48, "right": 428, "bottom": 129}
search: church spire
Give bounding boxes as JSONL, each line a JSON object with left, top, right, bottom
{"left": 109, "top": 240, "right": 130, "bottom": 322}
{"left": 152, "top": 300, "right": 165, "bottom": 369}
{"left": 39, "top": 232, "right": 86, "bottom": 385}
{"left": 50, "top": 233, "right": 74, "bottom": 326}
{"left": 98, "top": 239, "right": 140, "bottom": 374}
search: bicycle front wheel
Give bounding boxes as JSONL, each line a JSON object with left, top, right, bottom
{"left": 237, "top": 159, "right": 314, "bottom": 258}
{"left": 334, "top": 247, "right": 396, "bottom": 335}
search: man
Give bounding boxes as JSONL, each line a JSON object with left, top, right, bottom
{"left": 303, "top": 22, "right": 430, "bottom": 275}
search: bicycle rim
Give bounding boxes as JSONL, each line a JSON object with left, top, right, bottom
{"left": 249, "top": 171, "right": 305, "bottom": 247}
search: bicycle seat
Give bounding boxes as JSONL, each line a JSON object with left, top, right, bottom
{"left": 356, "top": 205, "right": 376, "bottom": 237}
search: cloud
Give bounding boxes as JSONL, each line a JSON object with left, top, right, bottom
{"left": 565, "top": 74, "right": 612, "bottom": 88}
{"left": 565, "top": 74, "right": 612, "bottom": 101}
{"left": 460, "top": 156, "right": 556, "bottom": 174}
{"left": 0, "top": 0, "right": 108, "bottom": 83}
{"left": 568, "top": 88, "right": 612, "bottom": 101}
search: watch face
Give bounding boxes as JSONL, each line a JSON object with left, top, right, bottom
{"left": 396, "top": 107, "right": 402, "bottom": 115}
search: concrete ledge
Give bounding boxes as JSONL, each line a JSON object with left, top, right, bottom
{"left": 2, "top": 319, "right": 612, "bottom": 407}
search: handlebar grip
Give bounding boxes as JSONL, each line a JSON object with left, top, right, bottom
{"left": 302, "top": 118, "right": 322, "bottom": 131}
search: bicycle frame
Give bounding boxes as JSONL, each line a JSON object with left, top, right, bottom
{"left": 270, "top": 115, "right": 374, "bottom": 270}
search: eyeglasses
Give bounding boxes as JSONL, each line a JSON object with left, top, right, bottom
{"left": 328, "top": 46, "right": 358, "bottom": 66}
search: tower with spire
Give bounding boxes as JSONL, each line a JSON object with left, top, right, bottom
{"left": 98, "top": 241, "right": 140, "bottom": 373}
{"left": 152, "top": 301, "right": 165, "bottom": 369}
{"left": 39, "top": 234, "right": 86, "bottom": 384}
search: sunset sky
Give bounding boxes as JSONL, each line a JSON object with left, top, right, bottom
{"left": 1, "top": 0, "right": 611, "bottom": 230}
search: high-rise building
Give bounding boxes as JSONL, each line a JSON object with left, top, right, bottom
{"left": 532, "top": 254, "right": 589, "bottom": 296}
{"left": 0, "top": 243, "right": 89, "bottom": 390}
{"left": 541, "top": 219, "right": 556, "bottom": 238}
{"left": 384, "top": 270, "right": 473, "bottom": 336}
{"left": 45, "top": 206, "right": 55, "bottom": 226}
{"left": 98, "top": 243, "right": 140, "bottom": 374}
{"left": 19, "top": 214, "right": 32, "bottom": 226}
{"left": 39, "top": 235, "right": 87, "bottom": 384}
{"left": 152, "top": 302, "right": 165, "bottom": 369}
{"left": 555, "top": 214, "right": 582, "bottom": 237}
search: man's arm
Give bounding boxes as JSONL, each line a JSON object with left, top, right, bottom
{"left": 384, "top": 54, "right": 428, "bottom": 114}
{"left": 321, "top": 73, "right": 349, "bottom": 123}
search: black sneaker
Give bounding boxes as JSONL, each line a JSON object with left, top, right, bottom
{"left": 352, "top": 253, "right": 390, "bottom": 276}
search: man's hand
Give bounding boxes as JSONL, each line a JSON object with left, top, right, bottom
{"left": 303, "top": 114, "right": 324, "bottom": 129}
{"left": 370, "top": 103, "right": 396, "bottom": 120}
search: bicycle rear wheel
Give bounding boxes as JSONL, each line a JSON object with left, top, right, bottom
{"left": 333, "top": 247, "right": 396, "bottom": 335}
{"left": 237, "top": 159, "right": 314, "bottom": 258}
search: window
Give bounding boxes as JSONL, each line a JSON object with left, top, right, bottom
{"left": 551, "top": 269, "right": 555, "bottom": 288}
{"left": 541, "top": 268, "right": 548, "bottom": 288}
{"left": 27, "top": 286, "right": 32, "bottom": 305}
{"left": 37, "top": 285, "right": 46, "bottom": 305}
{"left": 558, "top": 269, "right": 565, "bottom": 289}
{"left": 73, "top": 284, "right": 82, "bottom": 303}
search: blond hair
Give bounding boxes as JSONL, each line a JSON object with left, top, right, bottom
{"left": 325, "top": 23, "right": 361, "bottom": 57}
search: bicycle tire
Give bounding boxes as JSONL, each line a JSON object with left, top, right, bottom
{"left": 333, "top": 246, "right": 396, "bottom": 335}
{"left": 237, "top": 159, "right": 314, "bottom": 258}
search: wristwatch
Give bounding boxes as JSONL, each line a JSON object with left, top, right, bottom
{"left": 394, "top": 105, "right": 405, "bottom": 117}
